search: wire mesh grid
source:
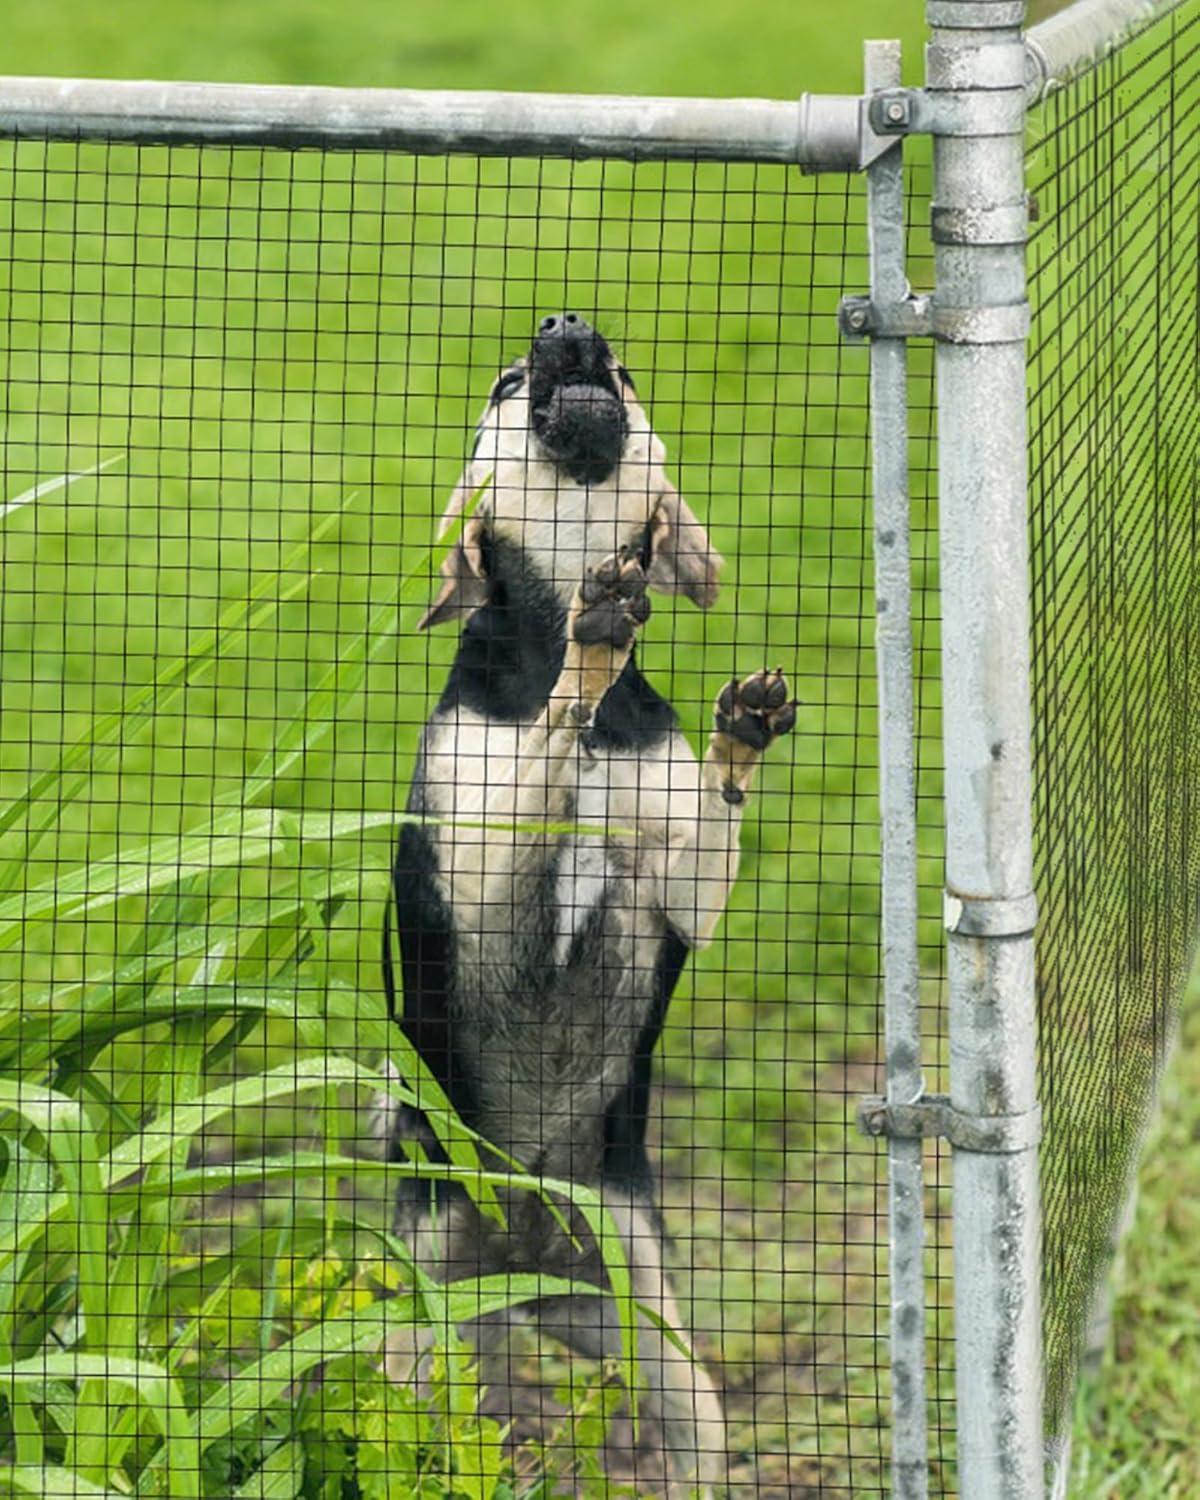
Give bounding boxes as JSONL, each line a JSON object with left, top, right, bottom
{"left": 0, "top": 139, "right": 905, "bottom": 1496}
{"left": 1027, "top": 0, "right": 1200, "bottom": 1437}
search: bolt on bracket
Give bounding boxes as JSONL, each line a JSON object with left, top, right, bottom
{"left": 857, "top": 1093, "right": 1042, "bottom": 1154}
{"left": 871, "top": 89, "right": 916, "bottom": 133}
{"left": 865, "top": 85, "right": 1025, "bottom": 139}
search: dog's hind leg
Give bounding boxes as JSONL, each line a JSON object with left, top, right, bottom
{"left": 383, "top": 1190, "right": 524, "bottom": 1399}
{"left": 663, "top": 668, "right": 797, "bottom": 948}
{"left": 531, "top": 1194, "right": 726, "bottom": 1499}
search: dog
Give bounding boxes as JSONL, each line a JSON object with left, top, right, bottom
{"left": 383, "top": 313, "right": 795, "bottom": 1494}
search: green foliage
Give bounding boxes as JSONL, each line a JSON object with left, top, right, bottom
{"left": 0, "top": 485, "right": 648, "bottom": 1497}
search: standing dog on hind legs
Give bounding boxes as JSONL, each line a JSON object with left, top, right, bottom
{"left": 382, "top": 313, "right": 796, "bottom": 1495}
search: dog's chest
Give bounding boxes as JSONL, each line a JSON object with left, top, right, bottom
{"left": 418, "top": 707, "right": 698, "bottom": 922}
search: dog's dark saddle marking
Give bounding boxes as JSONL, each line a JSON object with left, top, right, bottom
{"left": 385, "top": 529, "right": 682, "bottom": 1194}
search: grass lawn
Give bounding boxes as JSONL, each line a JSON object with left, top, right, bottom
{"left": 1066, "top": 994, "right": 1200, "bottom": 1499}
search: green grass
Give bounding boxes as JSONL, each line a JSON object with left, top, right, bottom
{"left": 1066, "top": 996, "right": 1200, "bottom": 1499}
{"left": 5, "top": 1, "right": 917, "bottom": 100}
{"left": 0, "top": 155, "right": 903, "bottom": 1489}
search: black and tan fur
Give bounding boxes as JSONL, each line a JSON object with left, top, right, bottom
{"left": 383, "top": 314, "right": 795, "bottom": 1495}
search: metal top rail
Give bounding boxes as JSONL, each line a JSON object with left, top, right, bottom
{"left": 0, "top": 75, "right": 870, "bottom": 169}
{"left": 1026, "top": 0, "right": 1188, "bottom": 96}
{"left": 0, "top": 0, "right": 1187, "bottom": 168}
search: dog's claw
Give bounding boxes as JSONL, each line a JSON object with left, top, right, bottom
{"left": 715, "top": 668, "right": 797, "bottom": 751}
{"left": 573, "top": 550, "right": 651, "bottom": 648}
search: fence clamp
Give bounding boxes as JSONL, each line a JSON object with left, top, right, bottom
{"left": 840, "top": 292, "right": 1030, "bottom": 345}
{"left": 868, "top": 88, "right": 924, "bottom": 136}
{"left": 838, "top": 293, "right": 931, "bottom": 341}
{"left": 857, "top": 1093, "right": 1042, "bottom": 1154}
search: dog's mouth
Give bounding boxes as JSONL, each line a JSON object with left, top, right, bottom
{"left": 528, "top": 313, "right": 628, "bottom": 487}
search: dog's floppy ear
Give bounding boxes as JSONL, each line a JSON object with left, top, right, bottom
{"left": 647, "top": 483, "right": 723, "bottom": 609}
{"left": 417, "top": 513, "right": 489, "bottom": 631}
{"left": 433, "top": 473, "right": 477, "bottom": 542}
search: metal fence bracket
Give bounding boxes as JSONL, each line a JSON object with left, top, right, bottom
{"left": 858, "top": 1094, "right": 1043, "bottom": 1155}
{"left": 865, "top": 83, "right": 1026, "bottom": 139}
{"left": 838, "top": 293, "right": 931, "bottom": 341}
{"left": 839, "top": 293, "right": 1029, "bottom": 344}
{"left": 931, "top": 200, "right": 1029, "bottom": 245}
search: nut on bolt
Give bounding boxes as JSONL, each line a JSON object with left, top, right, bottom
{"left": 838, "top": 296, "right": 872, "bottom": 339}
{"left": 858, "top": 1098, "right": 889, "bottom": 1136}
{"left": 872, "top": 90, "right": 912, "bottom": 133}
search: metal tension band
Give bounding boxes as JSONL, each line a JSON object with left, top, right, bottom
{"left": 926, "top": 42, "right": 1030, "bottom": 91}
{"left": 932, "top": 301, "right": 1031, "bottom": 343}
{"left": 931, "top": 200, "right": 1028, "bottom": 245}
{"left": 944, "top": 888, "right": 1038, "bottom": 937}
{"left": 857, "top": 1093, "right": 1042, "bottom": 1154}
{"left": 927, "top": 0, "right": 1026, "bottom": 26}
{"left": 838, "top": 294, "right": 1029, "bottom": 345}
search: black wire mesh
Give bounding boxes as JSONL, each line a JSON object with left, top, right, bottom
{"left": 901, "top": 161, "right": 954, "bottom": 1492}
{"left": 0, "top": 140, "right": 899, "bottom": 1496}
{"left": 1027, "top": 0, "right": 1200, "bottom": 1437}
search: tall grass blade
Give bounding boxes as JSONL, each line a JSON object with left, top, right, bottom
{"left": 0, "top": 1466, "right": 128, "bottom": 1498}
{"left": 0, "top": 455, "right": 123, "bottom": 523}
{"left": 237, "top": 472, "right": 491, "bottom": 806}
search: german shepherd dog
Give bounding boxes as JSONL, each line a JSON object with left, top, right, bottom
{"left": 383, "top": 314, "right": 795, "bottom": 1494}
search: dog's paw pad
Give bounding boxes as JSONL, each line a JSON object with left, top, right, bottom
{"left": 715, "top": 668, "right": 797, "bottom": 751}
{"left": 573, "top": 549, "right": 651, "bottom": 648}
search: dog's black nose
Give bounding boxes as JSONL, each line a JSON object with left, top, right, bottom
{"left": 535, "top": 312, "right": 592, "bottom": 351}
{"left": 529, "top": 314, "right": 626, "bottom": 486}
{"left": 531, "top": 314, "right": 613, "bottom": 390}
{"left": 539, "top": 312, "right": 581, "bottom": 334}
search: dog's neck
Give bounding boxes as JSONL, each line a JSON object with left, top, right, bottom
{"left": 439, "top": 531, "right": 676, "bottom": 748}
{"left": 472, "top": 401, "right": 665, "bottom": 611}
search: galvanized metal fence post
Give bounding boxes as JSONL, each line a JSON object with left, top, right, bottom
{"left": 863, "top": 38, "right": 930, "bottom": 1500}
{"left": 928, "top": 1, "right": 1043, "bottom": 1495}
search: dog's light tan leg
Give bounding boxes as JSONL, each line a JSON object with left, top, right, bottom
{"left": 525, "top": 546, "right": 651, "bottom": 765}
{"left": 663, "top": 669, "right": 797, "bottom": 947}
{"left": 532, "top": 1197, "right": 726, "bottom": 1499}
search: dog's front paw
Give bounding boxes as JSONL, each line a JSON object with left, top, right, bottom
{"left": 572, "top": 548, "right": 651, "bottom": 649}
{"left": 715, "top": 667, "right": 797, "bottom": 751}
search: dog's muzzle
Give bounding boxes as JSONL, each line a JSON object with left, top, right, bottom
{"left": 529, "top": 313, "right": 628, "bottom": 486}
